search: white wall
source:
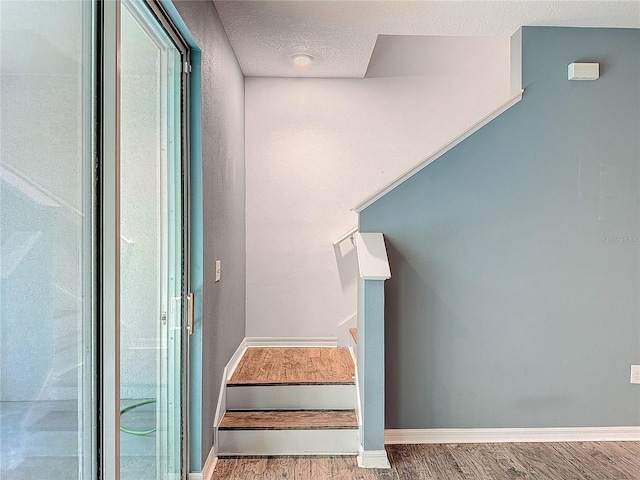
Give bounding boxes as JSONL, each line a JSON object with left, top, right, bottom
{"left": 245, "top": 38, "right": 513, "bottom": 342}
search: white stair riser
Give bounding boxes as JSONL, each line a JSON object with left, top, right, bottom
{"left": 218, "top": 428, "right": 359, "bottom": 456}
{"left": 226, "top": 384, "right": 355, "bottom": 410}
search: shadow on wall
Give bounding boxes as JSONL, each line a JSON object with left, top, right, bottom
{"left": 334, "top": 239, "right": 359, "bottom": 346}
{"left": 334, "top": 239, "right": 359, "bottom": 291}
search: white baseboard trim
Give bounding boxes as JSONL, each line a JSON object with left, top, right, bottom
{"left": 188, "top": 447, "right": 217, "bottom": 480}
{"left": 244, "top": 336, "right": 338, "bottom": 347}
{"left": 202, "top": 447, "right": 218, "bottom": 480}
{"left": 384, "top": 427, "right": 640, "bottom": 444}
{"left": 225, "top": 339, "right": 249, "bottom": 381}
{"left": 357, "top": 448, "right": 391, "bottom": 469}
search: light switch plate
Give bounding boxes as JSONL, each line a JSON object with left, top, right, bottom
{"left": 631, "top": 365, "right": 640, "bottom": 384}
{"left": 215, "top": 260, "right": 221, "bottom": 282}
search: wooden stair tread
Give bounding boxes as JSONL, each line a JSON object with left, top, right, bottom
{"left": 228, "top": 347, "right": 355, "bottom": 386}
{"left": 219, "top": 410, "right": 358, "bottom": 430}
{"left": 349, "top": 328, "right": 357, "bottom": 343}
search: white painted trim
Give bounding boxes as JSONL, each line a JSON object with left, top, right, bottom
{"left": 357, "top": 448, "right": 391, "bottom": 469}
{"left": 384, "top": 427, "right": 640, "bottom": 444}
{"left": 202, "top": 448, "right": 218, "bottom": 480}
{"left": 351, "top": 345, "right": 362, "bottom": 426}
{"left": 188, "top": 447, "right": 217, "bottom": 480}
{"left": 347, "top": 345, "right": 357, "bottom": 368}
{"left": 213, "top": 380, "right": 224, "bottom": 458}
{"left": 244, "top": 336, "right": 338, "bottom": 347}
{"left": 352, "top": 89, "right": 524, "bottom": 213}
{"left": 213, "top": 339, "right": 248, "bottom": 456}
{"left": 354, "top": 233, "right": 391, "bottom": 280}
{"left": 224, "top": 339, "right": 249, "bottom": 381}
{"left": 338, "top": 312, "right": 357, "bottom": 327}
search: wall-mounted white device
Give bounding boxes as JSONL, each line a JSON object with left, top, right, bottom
{"left": 215, "top": 260, "right": 221, "bottom": 282}
{"left": 568, "top": 63, "right": 599, "bottom": 81}
{"left": 631, "top": 365, "right": 640, "bottom": 384}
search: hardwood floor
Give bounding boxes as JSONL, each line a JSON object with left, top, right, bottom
{"left": 228, "top": 347, "right": 355, "bottom": 385}
{"left": 212, "top": 455, "right": 395, "bottom": 480}
{"left": 211, "top": 442, "right": 640, "bottom": 479}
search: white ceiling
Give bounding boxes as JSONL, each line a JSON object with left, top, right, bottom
{"left": 213, "top": 1, "right": 640, "bottom": 78}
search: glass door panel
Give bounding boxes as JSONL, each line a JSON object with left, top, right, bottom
{"left": 0, "top": 1, "right": 96, "bottom": 479}
{"left": 120, "top": 1, "right": 182, "bottom": 479}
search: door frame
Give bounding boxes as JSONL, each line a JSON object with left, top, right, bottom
{"left": 98, "top": 0, "right": 191, "bottom": 478}
{"left": 99, "top": 1, "right": 122, "bottom": 477}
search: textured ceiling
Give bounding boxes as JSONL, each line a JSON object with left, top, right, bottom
{"left": 213, "top": 1, "right": 640, "bottom": 78}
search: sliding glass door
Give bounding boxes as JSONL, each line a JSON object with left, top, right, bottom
{"left": 1, "top": 1, "right": 189, "bottom": 478}
{"left": 0, "top": 1, "right": 97, "bottom": 479}
{"left": 119, "top": 1, "right": 184, "bottom": 479}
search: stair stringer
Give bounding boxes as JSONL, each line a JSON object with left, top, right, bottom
{"left": 212, "top": 339, "right": 247, "bottom": 458}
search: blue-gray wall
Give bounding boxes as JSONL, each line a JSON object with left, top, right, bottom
{"left": 358, "top": 279, "right": 386, "bottom": 450}
{"left": 172, "top": 0, "right": 246, "bottom": 469}
{"left": 360, "top": 27, "right": 640, "bottom": 429}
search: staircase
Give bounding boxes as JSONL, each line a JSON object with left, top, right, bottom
{"left": 217, "top": 346, "right": 359, "bottom": 456}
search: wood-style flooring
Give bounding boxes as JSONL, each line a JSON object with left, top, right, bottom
{"left": 211, "top": 441, "right": 640, "bottom": 479}
{"left": 228, "top": 347, "right": 355, "bottom": 385}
